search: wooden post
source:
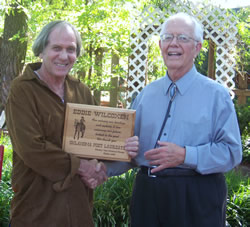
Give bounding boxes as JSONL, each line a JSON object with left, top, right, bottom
{"left": 233, "top": 88, "right": 250, "bottom": 105}
{"left": 93, "top": 48, "right": 104, "bottom": 106}
{"left": 110, "top": 53, "right": 120, "bottom": 107}
{"left": 0, "top": 145, "right": 4, "bottom": 181}
{"left": 109, "top": 77, "right": 119, "bottom": 107}
{"left": 111, "top": 53, "right": 119, "bottom": 73}
{"left": 93, "top": 90, "right": 101, "bottom": 105}
{"left": 234, "top": 72, "right": 249, "bottom": 105}
{"left": 208, "top": 38, "right": 216, "bottom": 80}
{"left": 96, "top": 52, "right": 127, "bottom": 107}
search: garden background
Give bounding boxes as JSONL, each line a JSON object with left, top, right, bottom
{"left": 0, "top": 0, "right": 249, "bottom": 226}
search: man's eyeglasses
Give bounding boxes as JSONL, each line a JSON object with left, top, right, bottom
{"left": 160, "top": 34, "right": 199, "bottom": 43}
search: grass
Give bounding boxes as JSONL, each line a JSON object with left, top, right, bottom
{"left": 225, "top": 170, "right": 250, "bottom": 227}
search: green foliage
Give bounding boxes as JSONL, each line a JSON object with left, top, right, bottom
{"left": 226, "top": 170, "right": 250, "bottom": 227}
{"left": 73, "top": 0, "right": 136, "bottom": 89}
{"left": 242, "top": 143, "right": 250, "bottom": 164}
{"left": 195, "top": 40, "right": 209, "bottom": 76}
{"left": 226, "top": 170, "right": 249, "bottom": 197}
{"left": 234, "top": 102, "right": 250, "bottom": 163}
{"left": 0, "top": 134, "right": 13, "bottom": 227}
{"left": 93, "top": 169, "right": 137, "bottom": 226}
{"left": 241, "top": 135, "right": 250, "bottom": 164}
{"left": 232, "top": 7, "right": 250, "bottom": 75}
{"left": 147, "top": 36, "right": 166, "bottom": 83}
{"left": 235, "top": 103, "right": 250, "bottom": 136}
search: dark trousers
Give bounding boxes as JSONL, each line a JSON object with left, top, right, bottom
{"left": 130, "top": 170, "right": 227, "bottom": 227}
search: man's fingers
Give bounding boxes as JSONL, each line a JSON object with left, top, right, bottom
{"left": 89, "top": 159, "right": 98, "bottom": 165}
{"left": 125, "top": 135, "right": 138, "bottom": 143}
{"left": 128, "top": 151, "right": 137, "bottom": 158}
{"left": 95, "top": 162, "right": 101, "bottom": 172}
{"left": 81, "top": 177, "right": 98, "bottom": 189}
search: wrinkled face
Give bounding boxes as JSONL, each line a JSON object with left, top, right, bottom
{"left": 39, "top": 25, "right": 77, "bottom": 79}
{"left": 159, "top": 18, "right": 201, "bottom": 77}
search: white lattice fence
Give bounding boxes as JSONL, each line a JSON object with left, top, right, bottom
{"left": 198, "top": 5, "right": 238, "bottom": 92}
{"left": 127, "top": 0, "right": 238, "bottom": 105}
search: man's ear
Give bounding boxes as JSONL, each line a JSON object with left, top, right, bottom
{"left": 159, "top": 39, "right": 162, "bottom": 49}
{"left": 194, "top": 42, "right": 202, "bottom": 58}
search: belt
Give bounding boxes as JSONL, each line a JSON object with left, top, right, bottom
{"left": 140, "top": 166, "right": 200, "bottom": 178}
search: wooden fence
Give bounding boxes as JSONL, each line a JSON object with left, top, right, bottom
{"left": 208, "top": 39, "right": 249, "bottom": 106}
{"left": 233, "top": 73, "right": 250, "bottom": 105}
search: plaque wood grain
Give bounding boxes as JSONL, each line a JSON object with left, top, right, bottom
{"left": 63, "top": 103, "right": 136, "bottom": 162}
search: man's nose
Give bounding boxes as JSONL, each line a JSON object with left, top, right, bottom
{"left": 59, "top": 49, "right": 68, "bottom": 59}
{"left": 169, "top": 36, "right": 178, "bottom": 45}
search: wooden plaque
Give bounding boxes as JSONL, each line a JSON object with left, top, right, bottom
{"left": 62, "top": 103, "right": 136, "bottom": 162}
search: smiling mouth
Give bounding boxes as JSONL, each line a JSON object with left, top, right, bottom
{"left": 168, "top": 53, "right": 182, "bottom": 56}
{"left": 55, "top": 63, "right": 68, "bottom": 67}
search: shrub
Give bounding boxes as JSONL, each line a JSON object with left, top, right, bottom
{"left": 234, "top": 102, "right": 250, "bottom": 137}
{"left": 93, "top": 169, "right": 137, "bottom": 227}
{"left": 226, "top": 170, "right": 250, "bottom": 227}
{"left": 0, "top": 134, "right": 13, "bottom": 227}
{"left": 234, "top": 102, "right": 250, "bottom": 163}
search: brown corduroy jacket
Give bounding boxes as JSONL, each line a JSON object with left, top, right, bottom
{"left": 6, "top": 63, "right": 97, "bottom": 227}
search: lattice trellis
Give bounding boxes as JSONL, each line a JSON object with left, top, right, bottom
{"left": 127, "top": 0, "right": 238, "bottom": 105}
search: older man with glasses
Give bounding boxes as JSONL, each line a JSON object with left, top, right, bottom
{"left": 127, "top": 12, "right": 242, "bottom": 227}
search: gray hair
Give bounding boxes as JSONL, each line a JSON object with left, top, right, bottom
{"left": 160, "top": 12, "right": 203, "bottom": 43}
{"left": 32, "top": 21, "right": 82, "bottom": 57}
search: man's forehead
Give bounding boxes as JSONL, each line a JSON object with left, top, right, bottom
{"left": 167, "top": 18, "right": 193, "bottom": 27}
{"left": 47, "top": 25, "right": 76, "bottom": 44}
{"left": 165, "top": 18, "right": 194, "bottom": 32}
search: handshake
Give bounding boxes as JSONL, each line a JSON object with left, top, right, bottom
{"left": 77, "top": 136, "right": 139, "bottom": 189}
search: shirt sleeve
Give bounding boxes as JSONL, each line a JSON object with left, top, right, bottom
{"left": 184, "top": 92, "right": 242, "bottom": 174}
{"left": 105, "top": 160, "right": 136, "bottom": 177}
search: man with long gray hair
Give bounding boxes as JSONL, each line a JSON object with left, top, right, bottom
{"left": 5, "top": 21, "right": 138, "bottom": 227}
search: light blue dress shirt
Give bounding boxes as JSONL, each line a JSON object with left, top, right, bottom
{"left": 106, "top": 65, "right": 242, "bottom": 176}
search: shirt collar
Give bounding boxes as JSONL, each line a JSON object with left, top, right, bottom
{"left": 164, "top": 65, "right": 198, "bottom": 96}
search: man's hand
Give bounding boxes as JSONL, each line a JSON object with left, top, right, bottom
{"left": 144, "top": 141, "right": 186, "bottom": 173}
{"left": 78, "top": 159, "right": 107, "bottom": 189}
{"left": 125, "top": 136, "right": 139, "bottom": 159}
